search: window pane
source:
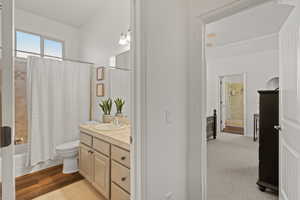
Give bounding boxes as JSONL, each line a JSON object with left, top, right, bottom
{"left": 16, "top": 31, "right": 41, "bottom": 54}
{"left": 44, "top": 39, "right": 63, "bottom": 58}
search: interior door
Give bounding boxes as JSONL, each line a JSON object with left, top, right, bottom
{"left": 1, "top": 0, "right": 16, "bottom": 199}
{"left": 278, "top": 1, "right": 300, "bottom": 200}
{"left": 219, "top": 75, "right": 244, "bottom": 133}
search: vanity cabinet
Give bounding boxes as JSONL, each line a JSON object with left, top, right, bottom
{"left": 79, "top": 131, "right": 130, "bottom": 200}
{"left": 93, "top": 151, "right": 110, "bottom": 198}
{"left": 111, "top": 183, "right": 130, "bottom": 200}
{"left": 79, "top": 144, "right": 93, "bottom": 182}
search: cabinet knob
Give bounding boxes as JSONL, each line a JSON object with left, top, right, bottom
{"left": 121, "top": 156, "right": 126, "bottom": 161}
{"left": 121, "top": 177, "right": 126, "bottom": 182}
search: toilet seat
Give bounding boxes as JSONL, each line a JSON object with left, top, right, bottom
{"left": 56, "top": 140, "right": 80, "bottom": 174}
{"left": 56, "top": 140, "right": 80, "bottom": 151}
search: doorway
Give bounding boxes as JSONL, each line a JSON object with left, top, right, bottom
{"left": 203, "top": 1, "right": 294, "bottom": 200}
{"left": 1, "top": 0, "right": 138, "bottom": 199}
{"left": 219, "top": 74, "right": 245, "bottom": 135}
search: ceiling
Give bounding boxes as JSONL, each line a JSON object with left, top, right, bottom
{"left": 206, "top": 2, "right": 293, "bottom": 47}
{"left": 15, "top": 0, "right": 105, "bottom": 28}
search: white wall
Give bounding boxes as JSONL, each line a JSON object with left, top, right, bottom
{"left": 0, "top": 9, "right": 80, "bottom": 59}
{"left": 139, "top": 0, "right": 188, "bottom": 199}
{"left": 206, "top": 34, "right": 279, "bottom": 137}
{"left": 78, "top": 0, "right": 130, "bottom": 121}
{"left": 79, "top": 0, "right": 130, "bottom": 65}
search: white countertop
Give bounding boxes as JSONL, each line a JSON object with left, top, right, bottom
{"left": 79, "top": 122, "right": 131, "bottom": 151}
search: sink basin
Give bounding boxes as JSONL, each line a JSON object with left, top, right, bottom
{"left": 94, "top": 123, "right": 127, "bottom": 131}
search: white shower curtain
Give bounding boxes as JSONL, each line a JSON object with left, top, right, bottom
{"left": 26, "top": 57, "right": 91, "bottom": 166}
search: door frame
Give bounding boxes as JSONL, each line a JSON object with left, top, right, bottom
{"left": 218, "top": 73, "right": 247, "bottom": 135}
{"left": 130, "top": 0, "right": 146, "bottom": 199}
{"left": 1, "top": 0, "right": 16, "bottom": 199}
{"left": 187, "top": 0, "right": 284, "bottom": 199}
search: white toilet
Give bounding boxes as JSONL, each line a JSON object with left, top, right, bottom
{"left": 56, "top": 140, "right": 80, "bottom": 174}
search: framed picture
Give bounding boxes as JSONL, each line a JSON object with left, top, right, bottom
{"left": 96, "top": 83, "right": 105, "bottom": 97}
{"left": 97, "top": 67, "right": 105, "bottom": 81}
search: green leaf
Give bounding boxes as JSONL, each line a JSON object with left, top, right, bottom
{"left": 114, "top": 98, "right": 125, "bottom": 114}
{"left": 99, "top": 98, "right": 113, "bottom": 115}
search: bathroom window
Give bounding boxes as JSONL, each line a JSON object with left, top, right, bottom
{"left": 44, "top": 39, "right": 63, "bottom": 58}
{"left": 16, "top": 30, "right": 64, "bottom": 59}
{"left": 16, "top": 31, "right": 41, "bottom": 58}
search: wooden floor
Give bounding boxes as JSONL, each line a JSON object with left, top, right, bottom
{"left": 223, "top": 126, "right": 244, "bottom": 135}
{"left": 0, "top": 165, "right": 84, "bottom": 200}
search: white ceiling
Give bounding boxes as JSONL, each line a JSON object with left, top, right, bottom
{"left": 206, "top": 2, "right": 293, "bottom": 47}
{"left": 15, "top": 0, "right": 105, "bottom": 27}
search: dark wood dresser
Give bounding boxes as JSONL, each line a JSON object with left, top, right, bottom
{"left": 257, "top": 90, "right": 279, "bottom": 193}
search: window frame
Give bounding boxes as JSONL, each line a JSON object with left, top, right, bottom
{"left": 15, "top": 29, "right": 65, "bottom": 60}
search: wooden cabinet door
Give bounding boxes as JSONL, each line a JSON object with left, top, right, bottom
{"left": 111, "top": 183, "right": 130, "bottom": 200}
{"left": 79, "top": 145, "right": 93, "bottom": 181}
{"left": 93, "top": 152, "right": 110, "bottom": 199}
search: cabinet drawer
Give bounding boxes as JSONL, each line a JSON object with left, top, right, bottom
{"left": 111, "top": 183, "right": 130, "bottom": 200}
{"left": 111, "top": 145, "right": 130, "bottom": 168}
{"left": 80, "top": 133, "right": 92, "bottom": 146}
{"left": 93, "top": 138, "right": 110, "bottom": 156}
{"left": 111, "top": 161, "right": 130, "bottom": 193}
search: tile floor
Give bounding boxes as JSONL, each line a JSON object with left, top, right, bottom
{"left": 33, "top": 180, "right": 105, "bottom": 200}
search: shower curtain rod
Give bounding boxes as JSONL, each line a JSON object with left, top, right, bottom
{"left": 0, "top": 47, "right": 131, "bottom": 71}
{"left": 20, "top": 56, "right": 132, "bottom": 71}
{"left": 0, "top": 47, "right": 94, "bottom": 65}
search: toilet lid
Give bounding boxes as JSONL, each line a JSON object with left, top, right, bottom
{"left": 56, "top": 140, "right": 80, "bottom": 151}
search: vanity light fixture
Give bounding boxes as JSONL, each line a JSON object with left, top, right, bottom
{"left": 119, "top": 28, "right": 131, "bottom": 46}
{"left": 119, "top": 33, "right": 128, "bottom": 45}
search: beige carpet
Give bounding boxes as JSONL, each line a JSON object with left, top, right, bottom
{"left": 207, "top": 133, "right": 278, "bottom": 200}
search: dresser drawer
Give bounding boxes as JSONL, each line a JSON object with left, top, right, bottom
{"left": 111, "top": 183, "right": 130, "bottom": 200}
{"left": 111, "top": 161, "right": 130, "bottom": 193}
{"left": 111, "top": 145, "right": 130, "bottom": 168}
{"left": 80, "top": 133, "right": 92, "bottom": 146}
{"left": 93, "top": 138, "right": 110, "bottom": 156}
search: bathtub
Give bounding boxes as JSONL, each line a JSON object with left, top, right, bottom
{"left": 0, "top": 143, "right": 61, "bottom": 180}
